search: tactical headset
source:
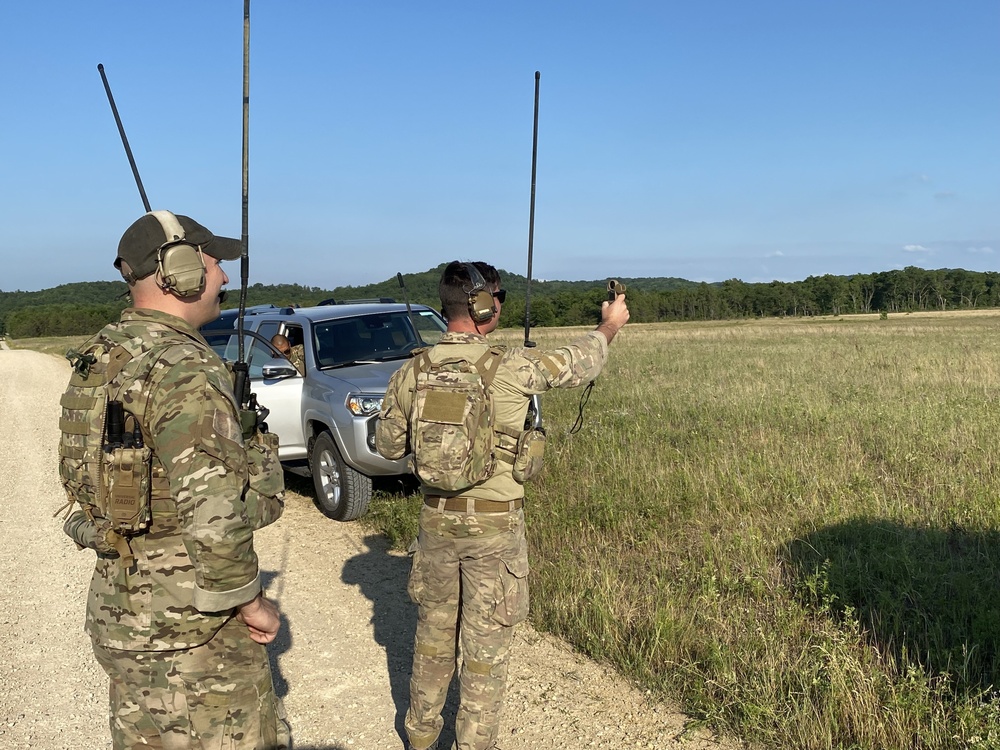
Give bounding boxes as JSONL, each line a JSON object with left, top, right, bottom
{"left": 464, "top": 262, "right": 497, "bottom": 324}
{"left": 150, "top": 210, "right": 207, "bottom": 297}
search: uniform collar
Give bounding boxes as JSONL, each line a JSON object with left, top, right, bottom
{"left": 120, "top": 308, "right": 205, "bottom": 342}
{"left": 439, "top": 331, "right": 489, "bottom": 345}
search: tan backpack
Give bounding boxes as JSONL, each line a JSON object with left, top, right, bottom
{"left": 408, "top": 347, "right": 505, "bottom": 492}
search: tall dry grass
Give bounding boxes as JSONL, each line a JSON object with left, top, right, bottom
{"left": 371, "top": 313, "right": 1000, "bottom": 749}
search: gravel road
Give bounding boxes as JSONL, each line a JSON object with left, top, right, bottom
{"left": 0, "top": 347, "right": 739, "bottom": 750}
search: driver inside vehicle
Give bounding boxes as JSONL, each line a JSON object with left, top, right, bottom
{"left": 270, "top": 334, "right": 305, "bottom": 375}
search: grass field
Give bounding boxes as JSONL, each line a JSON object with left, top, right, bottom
{"left": 367, "top": 311, "right": 1000, "bottom": 749}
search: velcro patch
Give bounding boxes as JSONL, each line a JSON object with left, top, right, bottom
{"left": 539, "top": 354, "right": 565, "bottom": 379}
{"left": 421, "top": 391, "right": 468, "bottom": 425}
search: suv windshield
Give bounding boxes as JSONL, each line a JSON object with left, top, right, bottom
{"left": 314, "top": 310, "right": 445, "bottom": 368}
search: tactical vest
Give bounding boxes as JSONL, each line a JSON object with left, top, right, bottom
{"left": 58, "top": 335, "right": 157, "bottom": 557}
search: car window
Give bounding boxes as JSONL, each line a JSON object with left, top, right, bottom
{"left": 312, "top": 310, "right": 444, "bottom": 368}
{"left": 204, "top": 331, "right": 290, "bottom": 380}
{"left": 256, "top": 321, "right": 281, "bottom": 343}
{"left": 413, "top": 310, "right": 445, "bottom": 345}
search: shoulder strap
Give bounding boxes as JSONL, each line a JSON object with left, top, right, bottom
{"left": 474, "top": 347, "right": 505, "bottom": 390}
{"left": 105, "top": 343, "right": 134, "bottom": 383}
{"left": 414, "top": 350, "right": 433, "bottom": 376}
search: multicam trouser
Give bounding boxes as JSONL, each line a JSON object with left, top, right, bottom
{"left": 92, "top": 616, "right": 289, "bottom": 750}
{"left": 405, "top": 505, "right": 530, "bottom": 750}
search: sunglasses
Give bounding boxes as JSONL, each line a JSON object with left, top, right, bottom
{"left": 492, "top": 289, "right": 507, "bottom": 304}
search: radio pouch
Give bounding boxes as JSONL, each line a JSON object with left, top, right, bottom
{"left": 511, "top": 428, "right": 546, "bottom": 484}
{"left": 244, "top": 428, "right": 285, "bottom": 529}
{"left": 105, "top": 443, "right": 152, "bottom": 534}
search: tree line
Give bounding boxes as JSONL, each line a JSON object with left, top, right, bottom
{"left": 3, "top": 266, "right": 998, "bottom": 338}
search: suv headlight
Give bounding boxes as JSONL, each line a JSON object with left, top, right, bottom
{"left": 347, "top": 395, "right": 383, "bottom": 417}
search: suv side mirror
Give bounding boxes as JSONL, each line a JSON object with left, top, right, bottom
{"left": 261, "top": 358, "right": 300, "bottom": 380}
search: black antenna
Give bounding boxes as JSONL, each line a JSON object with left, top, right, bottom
{"left": 524, "top": 72, "right": 543, "bottom": 432}
{"left": 232, "top": 0, "right": 252, "bottom": 407}
{"left": 397, "top": 272, "right": 420, "bottom": 343}
{"left": 523, "top": 70, "right": 540, "bottom": 348}
{"left": 97, "top": 63, "right": 151, "bottom": 212}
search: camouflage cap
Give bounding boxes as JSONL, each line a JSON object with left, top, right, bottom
{"left": 114, "top": 210, "right": 241, "bottom": 280}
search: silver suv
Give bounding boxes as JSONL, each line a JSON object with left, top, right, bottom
{"left": 202, "top": 302, "right": 446, "bottom": 520}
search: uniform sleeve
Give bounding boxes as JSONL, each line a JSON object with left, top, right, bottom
{"left": 375, "top": 363, "right": 412, "bottom": 460}
{"left": 512, "top": 330, "right": 609, "bottom": 394}
{"left": 146, "top": 356, "right": 260, "bottom": 612}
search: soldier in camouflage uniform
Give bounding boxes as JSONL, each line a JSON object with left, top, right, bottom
{"left": 58, "top": 211, "right": 289, "bottom": 749}
{"left": 376, "top": 261, "right": 630, "bottom": 750}
{"left": 270, "top": 333, "right": 305, "bottom": 375}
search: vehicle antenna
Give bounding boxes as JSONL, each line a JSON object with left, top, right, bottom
{"left": 397, "top": 272, "right": 421, "bottom": 344}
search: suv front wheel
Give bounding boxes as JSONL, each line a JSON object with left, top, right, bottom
{"left": 310, "top": 431, "right": 372, "bottom": 521}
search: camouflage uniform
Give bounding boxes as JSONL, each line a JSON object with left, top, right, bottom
{"left": 288, "top": 344, "right": 305, "bottom": 376}
{"left": 377, "top": 330, "right": 609, "bottom": 750}
{"left": 59, "top": 308, "right": 288, "bottom": 750}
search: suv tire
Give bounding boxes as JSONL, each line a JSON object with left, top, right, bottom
{"left": 310, "top": 431, "right": 372, "bottom": 521}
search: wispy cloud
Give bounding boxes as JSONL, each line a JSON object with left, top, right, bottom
{"left": 966, "top": 246, "right": 994, "bottom": 255}
{"left": 766, "top": 250, "right": 784, "bottom": 258}
{"left": 903, "top": 244, "right": 931, "bottom": 253}
{"left": 934, "top": 191, "right": 957, "bottom": 200}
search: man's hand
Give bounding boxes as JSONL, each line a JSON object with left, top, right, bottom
{"left": 596, "top": 293, "right": 630, "bottom": 344}
{"left": 235, "top": 594, "right": 281, "bottom": 644}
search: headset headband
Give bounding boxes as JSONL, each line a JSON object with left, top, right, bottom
{"left": 148, "top": 210, "right": 187, "bottom": 244}
{"left": 464, "top": 262, "right": 487, "bottom": 293}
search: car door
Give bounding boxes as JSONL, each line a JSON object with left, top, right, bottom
{"left": 245, "top": 335, "right": 307, "bottom": 461}
{"left": 212, "top": 330, "right": 308, "bottom": 462}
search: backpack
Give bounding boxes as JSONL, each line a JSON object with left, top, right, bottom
{"left": 408, "top": 346, "right": 505, "bottom": 492}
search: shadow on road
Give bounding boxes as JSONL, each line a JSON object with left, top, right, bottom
{"left": 261, "top": 568, "right": 293, "bottom": 699}
{"left": 342, "top": 533, "right": 461, "bottom": 749}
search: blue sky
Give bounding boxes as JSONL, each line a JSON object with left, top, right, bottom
{"left": 1, "top": 1, "right": 997, "bottom": 292}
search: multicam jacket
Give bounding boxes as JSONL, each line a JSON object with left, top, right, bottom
{"left": 376, "top": 330, "right": 608, "bottom": 502}
{"left": 61, "top": 308, "right": 263, "bottom": 650}
{"left": 288, "top": 344, "right": 305, "bottom": 375}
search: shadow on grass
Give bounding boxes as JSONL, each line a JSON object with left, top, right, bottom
{"left": 785, "top": 518, "right": 1000, "bottom": 692}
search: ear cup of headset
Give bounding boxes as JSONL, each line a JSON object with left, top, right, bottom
{"left": 469, "top": 289, "right": 496, "bottom": 323}
{"left": 158, "top": 244, "right": 206, "bottom": 297}
{"left": 148, "top": 210, "right": 206, "bottom": 297}
{"left": 463, "top": 261, "right": 496, "bottom": 323}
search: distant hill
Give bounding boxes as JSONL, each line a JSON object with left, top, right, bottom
{"left": 322, "top": 264, "right": 699, "bottom": 310}
{"left": 4, "top": 265, "right": 1000, "bottom": 338}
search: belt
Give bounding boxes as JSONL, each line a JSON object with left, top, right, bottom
{"left": 424, "top": 496, "right": 524, "bottom": 513}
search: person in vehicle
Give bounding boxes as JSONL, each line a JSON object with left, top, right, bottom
{"left": 271, "top": 333, "right": 304, "bottom": 375}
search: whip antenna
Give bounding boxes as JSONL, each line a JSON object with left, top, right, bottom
{"left": 97, "top": 64, "right": 151, "bottom": 212}
{"left": 523, "top": 70, "right": 540, "bottom": 349}
{"left": 397, "top": 272, "right": 420, "bottom": 343}
{"left": 523, "top": 71, "right": 543, "bottom": 432}
{"left": 232, "top": 0, "right": 252, "bottom": 405}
